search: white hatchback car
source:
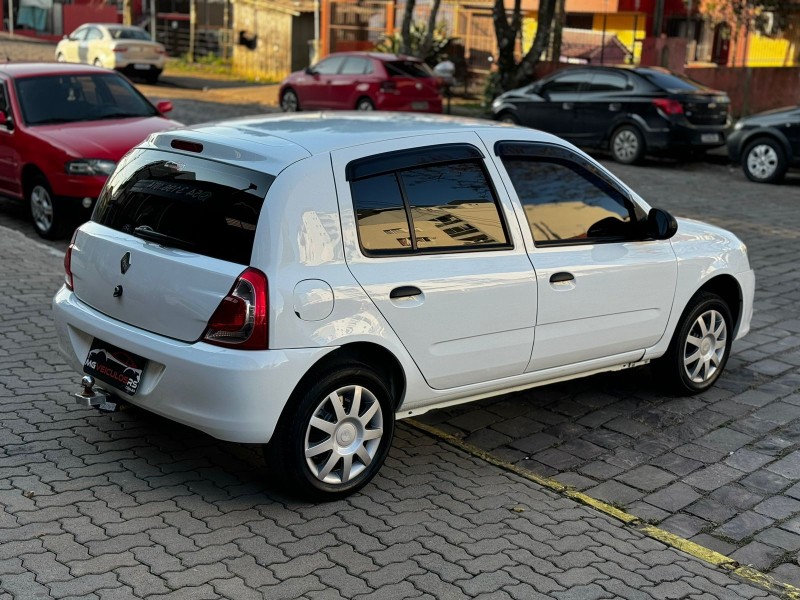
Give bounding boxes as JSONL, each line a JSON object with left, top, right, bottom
{"left": 53, "top": 114, "right": 754, "bottom": 500}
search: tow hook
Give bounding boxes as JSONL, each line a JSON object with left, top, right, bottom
{"left": 73, "top": 376, "right": 119, "bottom": 412}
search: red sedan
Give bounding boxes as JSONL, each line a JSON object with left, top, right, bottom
{"left": 0, "top": 63, "right": 181, "bottom": 238}
{"left": 279, "top": 52, "right": 443, "bottom": 114}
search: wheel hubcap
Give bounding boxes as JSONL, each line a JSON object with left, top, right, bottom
{"left": 304, "top": 385, "right": 383, "bottom": 485}
{"left": 746, "top": 145, "right": 778, "bottom": 179}
{"left": 30, "top": 185, "right": 53, "bottom": 233}
{"left": 358, "top": 101, "right": 374, "bottom": 111}
{"left": 683, "top": 309, "right": 727, "bottom": 384}
{"left": 613, "top": 130, "right": 638, "bottom": 160}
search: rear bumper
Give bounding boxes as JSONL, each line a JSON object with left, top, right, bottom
{"left": 643, "top": 123, "right": 728, "bottom": 152}
{"left": 52, "top": 286, "right": 333, "bottom": 443}
{"left": 375, "top": 95, "right": 442, "bottom": 113}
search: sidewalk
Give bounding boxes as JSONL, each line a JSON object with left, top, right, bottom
{"left": 0, "top": 222, "right": 785, "bottom": 599}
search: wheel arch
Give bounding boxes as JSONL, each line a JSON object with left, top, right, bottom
{"left": 287, "top": 341, "right": 407, "bottom": 413}
{"left": 696, "top": 274, "right": 743, "bottom": 338}
{"left": 739, "top": 129, "right": 792, "bottom": 163}
{"left": 21, "top": 163, "right": 47, "bottom": 196}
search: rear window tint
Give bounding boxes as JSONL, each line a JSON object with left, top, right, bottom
{"left": 385, "top": 61, "right": 433, "bottom": 78}
{"left": 637, "top": 69, "right": 708, "bottom": 92}
{"left": 93, "top": 149, "right": 274, "bottom": 265}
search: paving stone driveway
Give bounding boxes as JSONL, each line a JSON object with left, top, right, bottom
{"left": 422, "top": 160, "right": 800, "bottom": 582}
{"left": 0, "top": 224, "right": 784, "bottom": 600}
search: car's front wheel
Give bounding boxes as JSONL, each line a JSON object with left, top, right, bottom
{"left": 28, "top": 174, "right": 63, "bottom": 240}
{"left": 653, "top": 291, "right": 733, "bottom": 395}
{"left": 266, "top": 363, "right": 395, "bottom": 501}
{"left": 742, "top": 137, "right": 787, "bottom": 184}
{"left": 610, "top": 125, "right": 645, "bottom": 164}
{"left": 281, "top": 88, "right": 300, "bottom": 112}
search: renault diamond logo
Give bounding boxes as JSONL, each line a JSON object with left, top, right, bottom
{"left": 120, "top": 252, "right": 131, "bottom": 274}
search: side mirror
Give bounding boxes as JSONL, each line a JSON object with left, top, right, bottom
{"left": 156, "top": 100, "right": 173, "bottom": 114}
{"left": 0, "top": 110, "right": 13, "bottom": 130}
{"left": 646, "top": 207, "right": 678, "bottom": 240}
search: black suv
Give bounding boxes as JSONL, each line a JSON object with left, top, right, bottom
{"left": 727, "top": 106, "right": 800, "bottom": 184}
{"left": 492, "top": 66, "right": 731, "bottom": 164}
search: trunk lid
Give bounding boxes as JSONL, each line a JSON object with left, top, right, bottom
{"left": 676, "top": 91, "right": 730, "bottom": 126}
{"left": 71, "top": 147, "right": 274, "bottom": 342}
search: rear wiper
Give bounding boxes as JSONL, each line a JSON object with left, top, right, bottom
{"left": 133, "top": 225, "right": 196, "bottom": 249}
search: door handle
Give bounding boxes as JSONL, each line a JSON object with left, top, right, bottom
{"left": 549, "top": 272, "right": 574, "bottom": 283}
{"left": 390, "top": 286, "right": 422, "bottom": 299}
{"left": 562, "top": 102, "right": 574, "bottom": 110}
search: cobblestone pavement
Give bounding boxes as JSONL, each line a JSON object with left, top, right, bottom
{"left": 0, "top": 223, "right": 785, "bottom": 600}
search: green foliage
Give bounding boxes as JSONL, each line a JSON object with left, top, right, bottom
{"left": 375, "top": 22, "right": 457, "bottom": 66}
{"left": 482, "top": 71, "right": 502, "bottom": 106}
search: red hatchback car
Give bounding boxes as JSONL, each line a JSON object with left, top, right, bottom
{"left": 279, "top": 52, "right": 443, "bottom": 113}
{"left": 0, "top": 63, "right": 181, "bottom": 238}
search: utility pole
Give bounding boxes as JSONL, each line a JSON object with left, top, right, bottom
{"left": 653, "top": 0, "right": 665, "bottom": 36}
{"left": 188, "top": 0, "right": 196, "bottom": 61}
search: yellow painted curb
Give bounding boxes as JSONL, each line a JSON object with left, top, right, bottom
{"left": 407, "top": 419, "right": 800, "bottom": 600}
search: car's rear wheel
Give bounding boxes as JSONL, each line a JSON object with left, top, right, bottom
{"left": 28, "top": 174, "right": 63, "bottom": 240}
{"left": 742, "top": 137, "right": 787, "bottom": 184}
{"left": 281, "top": 88, "right": 300, "bottom": 112}
{"left": 653, "top": 291, "right": 732, "bottom": 396}
{"left": 610, "top": 125, "right": 645, "bottom": 164}
{"left": 265, "top": 363, "right": 395, "bottom": 501}
{"left": 356, "top": 97, "right": 375, "bottom": 111}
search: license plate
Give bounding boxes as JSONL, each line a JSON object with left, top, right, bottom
{"left": 83, "top": 339, "right": 146, "bottom": 396}
{"left": 701, "top": 133, "right": 720, "bottom": 143}
{"left": 134, "top": 63, "right": 151, "bottom": 70}
{"left": 411, "top": 101, "right": 429, "bottom": 110}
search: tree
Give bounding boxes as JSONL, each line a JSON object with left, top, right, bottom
{"left": 400, "top": 0, "right": 446, "bottom": 57}
{"left": 492, "top": 0, "right": 559, "bottom": 93}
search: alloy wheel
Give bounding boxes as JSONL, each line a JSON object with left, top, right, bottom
{"left": 304, "top": 385, "right": 384, "bottom": 485}
{"left": 30, "top": 185, "right": 54, "bottom": 234}
{"left": 281, "top": 91, "right": 298, "bottom": 112}
{"left": 683, "top": 309, "right": 727, "bottom": 384}
{"left": 613, "top": 130, "right": 639, "bottom": 162}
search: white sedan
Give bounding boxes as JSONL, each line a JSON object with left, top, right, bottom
{"left": 53, "top": 114, "right": 755, "bottom": 501}
{"left": 56, "top": 23, "right": 166, "bottom": 83}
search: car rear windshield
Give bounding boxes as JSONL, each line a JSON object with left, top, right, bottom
{"left": 16, "top": 73, "right": 157, "bottom": 125}
{"left": 108, "top": 27, "right": 151, "bottom": 40}
{"left": 93, "top": 149, "right": 274, "bottom": 265}
{"left": 637, "top": 69, "right": 709, "bottom": 92}
{"left": 385, "top": 61, "right": 433, "bottom": 78}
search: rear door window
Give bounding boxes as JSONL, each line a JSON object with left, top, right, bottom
{"left": 341, "top": 57, "right": 372, "bottom": 75}
{"left": 93, "top": 149, "right": 274, "bottom": 265}
{"left": 314, "top": 56, "right": 346, "bottom": 74}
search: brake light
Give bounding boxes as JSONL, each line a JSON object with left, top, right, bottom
{"left": 380, "top": 80, "right": 398, "bottom": 94}
{"left": 114, "top": 46, "right": 128, "bottom": 53}
{"left": 203, "top": 268, "right": 268, "bottom": 350}
{"left": 652, "top": 98, "right": 684, "bottom": 115}
{"left": 64, "top": 230, "right": 77, "bottom": 290}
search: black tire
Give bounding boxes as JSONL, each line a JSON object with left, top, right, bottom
{"left": 742, "top": 137, "right": 787, "bottom": 184}
{"left": 265, "top": 362, "right": 395, "bottom": 501}
{"left": 281, "top": 88, "right": 300, "bottom": 112}
{"left": 497, "top": 112, "right": 519, "bottom": 125}
{"left": 27, "top": 174, "right": 64, "bottom": 240}
{"left": 355, "top": 97, "right": 375, "bottom": 111}
{"left": 653, "top": 291, "right": 733, "bottom": 396}
{"left": 145, "top": 70, "right": 160, "bottom": 84}
{"left": 610, "top": 125, "right": 646, "bottom": 165}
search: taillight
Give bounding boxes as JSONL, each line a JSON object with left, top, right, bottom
{"left": 64, "top": 230, "right": 77, "bottom": 290}
{"left": 203, "top": 268, "right": 268, "bottom": 350}
{"left": 380, "top": 80, "right": 398, "bottom": 94}
{"left": 156, "top": 47, "right": 167, "bottom": 55}
{"left": 652, "top": 98, "right": 684, "bottom": 115}
{"left": 114, "top": 46, "right": 128, "bottom": 53}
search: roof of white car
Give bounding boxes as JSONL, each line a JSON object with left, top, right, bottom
{"left": 147, "top": 112, "right": 530, "bottom": 174}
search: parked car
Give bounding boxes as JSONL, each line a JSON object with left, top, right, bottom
{"left": 727, "top": 105, "right": 800, "bottom": 184}
{"left": 53, "top": 113, "right": 754, "bottom": 501}
{"left": 492, "top": 66, "right": 731, "bottom": 164}
{"left": 0, "top": 63, "right": 181, "bottom": 238}
{"left": 56, "top": 24, "right": 166, "bottom": 84}
{"left": 279, "top": 52, "right": 443, "bottom": 113}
